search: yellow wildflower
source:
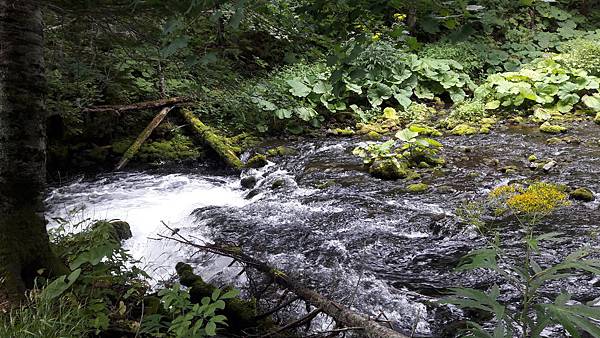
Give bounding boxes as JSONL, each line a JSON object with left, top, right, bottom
{"left": 394, "top": 13, "right": 407, "bottom": 22}
{"left": 506, "top": 182, "right": 569, "bottom": 214}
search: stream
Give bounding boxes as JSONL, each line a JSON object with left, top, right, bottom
{"left": 45, "top": 121, "right": 600, "bottom": 337}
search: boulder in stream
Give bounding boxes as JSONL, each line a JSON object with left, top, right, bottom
{"left": 570, "top": 187, "right": 595, "bottom": 202}
{"left": 369, "top": 159, "right": 410, "bottom": 180}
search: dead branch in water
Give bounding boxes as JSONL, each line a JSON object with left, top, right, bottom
{"left": 156, "top": 222, "right": 410, "bottom": 338}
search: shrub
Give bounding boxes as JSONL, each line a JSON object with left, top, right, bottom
{"left": 557, "top": 38, "right": 600, "bottom": 76}
{"left": 418, "top": 41, "right": 485, "bottom": 75}
{"left": 475, "top": 57, "right": 600, "bottom": 113}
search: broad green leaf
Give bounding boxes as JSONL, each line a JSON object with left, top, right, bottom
{"left": 395, "top": 128, "right": 419, "bottom": 142}
{"left": 41, "top": 269, "right": 81, "bottom": 300}
{"left": 286, "top": 79, "right": 311, "bottom": 97}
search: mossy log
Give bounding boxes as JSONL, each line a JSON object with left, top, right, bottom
{"left": 115, "top": 106, "right": 173, "bottom": 170}
{"left": 82, "top": 96, "right": 190, "bottom": 114}
{"left": 179, "top": 109, "right": 244, "bottom": 169}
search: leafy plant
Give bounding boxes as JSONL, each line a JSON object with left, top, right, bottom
{"left": 445, "top": 182, "right": 600, "bottom": 337}
{"left": 353, "top": 127, "right": 443, "bottom": 168}
{"left": 475, "top": 57, "right": 600, "bottom": 113}
{"left": 141, "top": 283, "right": 238, "bottom": 337}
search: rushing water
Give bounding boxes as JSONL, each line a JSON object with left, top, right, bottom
{"left": 45, "top": 122, "right": 600, "bottom": 337}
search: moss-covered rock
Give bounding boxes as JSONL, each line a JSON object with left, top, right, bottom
{"left": 595, "top": 112, "right": 600, "bottom": 125}
{"left": 271, "top": 178, "right": 286, "bottom": 189}
{"left": 266, "top": 146, "right": 297, "bottom": 157}
{"left": 366, "top": 131, "right": 383, "bottom": 140}
{"left": 451, "top": 124, "right": 478, "bottom": 136}
{"left": 369, "top": 159, "right": 409, "bottom": 180}
{"left": 407, "top": 183, "right": 429, "bottom": 193}
{"left": 570, "top": 187, "right": 595, "bottom": 202}
{"left": 528, "top": 154, "right": 537, "bottom": 162}
{"left": 329, "top": 128, "right": 355, "bottom": 136}
{"left": 246, "top": 154, "right": 268, "bottom": 168}
{"left": 539, "top": 122, "right": 567, "bottom": 134}
{"left": 479, "top": 126, "right": 491, "bottom": 134}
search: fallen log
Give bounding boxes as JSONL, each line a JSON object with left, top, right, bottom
{"left": 114, "top": 106, "right": 172, "bottom": 170}
{"left": 157, "top": 225, "right": 410, "bottom": 338}
{"left": 178, "top": 108, "right": 244, "bottom": 169}
{"left": 82, "top": 96, "right": 190, "bottom": 114}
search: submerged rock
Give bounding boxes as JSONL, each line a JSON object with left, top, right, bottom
{"left": 407, "top": 183, "right": 429, "bottom": 193}
{"left": 570, "top": 187, "right": 595, "bottom": 202}
{"left": 539, "top": 122, "right": 567, "bottom": 134}
{"left": 369, "top": 159, "right": 409, "bottom": 180}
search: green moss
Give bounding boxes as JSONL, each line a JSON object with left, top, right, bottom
{"left": 528, "top": 154, "right": 538, "bottom": 162}
{"left": 111, "top": 139, "right": 133, "bottom": 154}
{"left": 266, "top": 146, "right": 297, "bottom": 157}
{"left": 331, "top": 128, "right": 355, "bottom": 136}
{"left": 595, "top": 112, "right": 600, "bottom": 125}
{"left": 570, "top": 187, "right": 595, "bottom": 202}
{"left": 406, "top": 183, "right": 429, "bottom": 193}
{"left": 539, "top": 122, "right": 567, "bottom": 134}
{"left": 408, "top": 124, "right": 442, "bottom": 136}
{"left": 366, "top": 131, "right": 383, "bottom": 140}
{"left": 137, "top": 134, "right": 200, "bottom": 162}
{"left": 246, "top": 154, "right": 268, "bottom": 168}
{"left": 356, "top": 122, "right": 385, "bottom": 134}
{"left": 479, "top": 126, "right": 491, "bottom": 134}
{"left": 369, "top": 159, "right": 409, "bottom": 180}
{"left": 451, "top": 124, "right": 479, "bottom": 136}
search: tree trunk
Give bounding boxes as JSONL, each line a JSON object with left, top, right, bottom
{"left": 0, "top": 0, "right": 68, "bottom": 302}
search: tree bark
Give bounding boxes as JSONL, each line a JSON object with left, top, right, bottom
{"left": 115, "top": 106, "right": 173, "bottom": 170}
{"left": 82, "top": 96, "right": 190, "bottom": 114}
{"left": 0, "top": 0, "right": 68, "bottom": 302}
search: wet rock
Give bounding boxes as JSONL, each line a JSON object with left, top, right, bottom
{"left": 539, "top": 122, "right": 567, "bottom": 134}
{"left": 240, "top": 176, "right": 257, "bottom": 189}
{"left": 245, "top": 189, "right": 261, "bottom": 199}
{"left": 369, "top": 159, "right": 409, "bottom": 180}
{"left": 450, "top": 124, "right": 478, "bottom": 136}
{"left": 246, "top": 154, "right": 268, "bottom": 168}
{"left": 271, "top": 178, "right": 286, "bottom": 189}
{"left": 528, "top": 154, "right": 537, "bottom": 162}
{"left": 570, "top": 187, "right": 595, "bottom": 202}
{"left": 547, "top": 136, "right": 581, "bottom": 145}
{"left": 407, "top": 183, "right": 429, "bottom": 193}
{"left": 542, "top": 160, "right": 557, "bottom": 172}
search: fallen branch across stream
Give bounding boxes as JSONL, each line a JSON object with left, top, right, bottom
{"left": 156, "top": 222, "right": 410, "bottom": 338}
{"left": 82, "top": 96, "right": 190, "bottom": 114}
{"left": 115, "top": 106, "right": 173, "bottom": 170}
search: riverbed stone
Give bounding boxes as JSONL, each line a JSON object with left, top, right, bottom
{"left": 266, "top": 146, "right": 297, "bottom": 157}
{"left": 542, "top": 160, "right": 557, "bottom": 172}
{"left": 528, "top": 154, "right": 537, "bottom": 162}
{"left": 570, "top": 187, "right": 595, "bottom": 202}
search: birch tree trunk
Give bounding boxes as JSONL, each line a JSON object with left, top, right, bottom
{"left": 0, "top": 0, "right": 67, "bottom": 302}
